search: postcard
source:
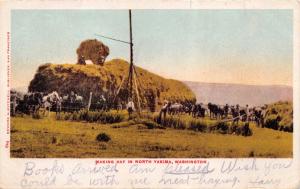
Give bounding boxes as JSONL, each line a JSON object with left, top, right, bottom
{"left": 0, "top": 0, "right": 299, "bottom": 188}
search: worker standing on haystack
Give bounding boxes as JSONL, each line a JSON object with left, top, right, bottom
{"left": 126, "top": 98, "right": 135, "bottom": 119}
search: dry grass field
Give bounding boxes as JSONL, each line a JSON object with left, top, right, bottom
{"left": 10, "top": 112, "right": 292, "bottom": 158}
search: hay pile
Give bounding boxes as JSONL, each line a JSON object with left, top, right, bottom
{"left": 28, "top": 59, "right": 196, "bottom": 110}
{"left": 264, "top": 101, "right": 293, "bottom": 132}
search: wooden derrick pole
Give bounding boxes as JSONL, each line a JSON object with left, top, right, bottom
{"left": 96, "top": 9, "right": 142, "bottom": 113}
{"left": 129, "top": 9, "right": 134, "bottom": 99}
{"left": 87, "top": 92, "right": 93, "bottom": 111}
{"left": 128, "top": 9, "right": 141, "bottom": 113}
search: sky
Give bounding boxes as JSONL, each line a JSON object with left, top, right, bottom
{"left": 11, "top": 9, "right": 293, "bottom": 89}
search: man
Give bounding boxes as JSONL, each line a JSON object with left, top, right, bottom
{"left": 126, "top": 98, "right": 135, "bottom": 118}
{"left": 233, "top": 104, "right": 240, "bottom": 125}
{"left": 260, "top": 105, "right": 268, "bottom": 127}
{"left": 70, "top": 91, "right": 76, "bottom": 104}
{"left": 224, "top": 104, "right": 229, "bottom": 118}
{"left": 245, "top": 104, "right": 250, "bottom": 122}
{"left": 158, "top": 100, "right": 169, "bottom": 123}
{"left": 78, "top": 55, "right": 86, "bottom": 65}
{"left": 116, "top": 98, "right": 122, "bottom": 112}
{"left": 100, "top": 95, "right": 107, "bottom": 111}
{"left": 56, "top": 97, "right": 62, "bottom": 115}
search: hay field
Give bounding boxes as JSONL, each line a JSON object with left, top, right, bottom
{"left": 10, "top": 113, "right": 292, "bottom": 158}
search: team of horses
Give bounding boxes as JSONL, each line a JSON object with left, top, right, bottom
{"left": 10, "top": 90, "right": 266, "bottom": 128}
{"left": 159, "top": 101, "right": 266, "bottom": 126}
{"left": 10, "top": 90, "right": 134, "bottom": 117}
{"left": 10, "top": 91, "right": 88, "bottom": 116}
{"left": 10, "top": 90, "right": 127, "bottom": 117}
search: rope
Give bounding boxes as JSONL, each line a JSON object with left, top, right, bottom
{"left": 217, "top": 113, "right": 263, "bottom": 124}
{"left": 218, "top": 114, "right": 246, "bottom": 123}
{"left": 95, "top": 33, "right": 131, "bottom": 44}
{"left": 212, "top": 114, "right": 247, "bottom": 123}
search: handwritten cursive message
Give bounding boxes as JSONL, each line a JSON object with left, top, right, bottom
{"left": 19, "top": 158, "right": 294, "bottom": 189}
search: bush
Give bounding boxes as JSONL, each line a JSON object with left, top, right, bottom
{"left": 96, "top": 133, "right": 111, "bottom": 142}
{"left": 155, "top": 115, "right": 187, "bottom": 130}
{"left": 57, "top": 110, "right": 125, "bottom": 124}
{"left": 241, "top": 122, "right": 253, "bottom": 136}
{"left": 72, "top": 112, "right": 79, "bottom": 121}
{"left": 264, "top": 115, "right": 280, "bottom": 130}
{"left": 263, "top": 101, "right": 293, "bottom": 132}
{"left": 64, "top": 113, "right": 71, "bottom": 120}
{"left": 216, "top": 122, "right": 230, "bottom": 134}
{"left": 229, "top": 122, "right": 252, "bottom": 136}
{"left": 79, "top": 110, "right": 88, "bottom": 120}
{"left": 189, "top": 120, "right": 207, "bottom": 132}
{"left": 153, "top": 114, "right": 249, "bottom": 135}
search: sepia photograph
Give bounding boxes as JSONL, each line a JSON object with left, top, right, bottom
{"left": 10, "top": 9, "right": 293, "bottom": 158}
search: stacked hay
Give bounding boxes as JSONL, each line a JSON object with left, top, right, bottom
{"left": 28, "top": 59, "right": 196, "bottom": 110}
{"left": 264, "top": 101, "right": 293, "bottom": 132}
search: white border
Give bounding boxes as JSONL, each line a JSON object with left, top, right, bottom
{"left": 1, "top": 0, "right": 299, "bottom": 188}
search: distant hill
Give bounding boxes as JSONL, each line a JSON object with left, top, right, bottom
{"left": 28, "top": 59, "right": 196, "bottom": 109}
{"left": 184, "top": 81, "right": 292, "bottom": 106}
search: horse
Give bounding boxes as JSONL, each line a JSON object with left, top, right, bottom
{"left": 41, "top": 91, "right": 62, "bottom": 116}
{"left": 61, "top": 93, "right": 84, "bottom": 112}
{"left": 10, "top": 90, "right": 24, "bottom": 116}
{"left": 90, "top": 95, "right": 108, "bottom": 111}
{"left": 251, "top": 107, "right": 265, "bottom": 127}
{"left": 168, "top": 102, "right": 184, "bottom": 115}
{"left": 208, "top": 103, "right": 221, "bottom": 119}
{"left": 75, "top": 94, "right": 83, "bottom": 102}
{"left": 224, "top": 104, "right": 229, "bottom": 118}
{"left": 182, "top": 102, "right": 194, "bottom": 115}
{"left": 15, "top": 92, "right": 44, "bottom": 115}
{"left": 239, "top": 109, "right": 247, "bottom": 121}
{"left": 217, "top": 106, "right": 226, "bottom": 119}
{"left": 192, "top": 103, "right": 206, "bottom": 118}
